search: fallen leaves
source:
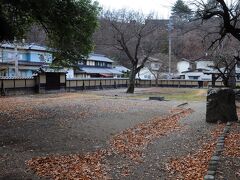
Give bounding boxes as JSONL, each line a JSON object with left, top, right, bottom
{"left": 167, "top": 124, "right": 224, "bottom": 180}
{"left": 224, "top": 124, "right": 240, "bottom": 157}
{"left": 109, "top": 108, "right": 194, "bottom": 162}
{"left": 27, "top": 149, "right": 111, "bottom": 180}
{"left": 26, "top": 107, "right": 193, "bottom": 179}
{"left": 0, "top": 94, "right": 92, "bottom": 123}
{"left": 223, "top": 104, "right": 240, "bottom": 157}
{"left": 2, "top": 93, "right": 196, "bottom": 179}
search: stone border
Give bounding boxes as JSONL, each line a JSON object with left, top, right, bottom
{"left": 204, "top": 122, "right": 232, "bottom": 180}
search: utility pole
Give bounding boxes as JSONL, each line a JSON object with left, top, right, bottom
{"left": 168, "top": 31, "right": 172, "bottom": 75}
{"left": 13, "top": 38, "right": 19, "bottom": 77}
{"left": 168, "top": 16, "right": 173, "bottom": 78}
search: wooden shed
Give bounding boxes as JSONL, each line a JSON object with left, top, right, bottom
{"left": 34, "top": 67, "right": 67, "bottom": 93}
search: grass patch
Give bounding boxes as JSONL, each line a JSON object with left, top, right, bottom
{"left": 127, "top": 88, "right": 207, "bottom": 101}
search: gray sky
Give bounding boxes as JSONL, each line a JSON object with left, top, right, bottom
{"left": 97, "top": 0, "right": 178, "bottom": 19}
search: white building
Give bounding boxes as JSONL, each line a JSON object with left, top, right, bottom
{"left": 177, "top": 59, "right": 213, "bottom": 80}
{"left": 177, "top": 58, "right": 192, "bottom": 74}
{"left": 136, "top": 55, "right": 168, "bottom": 80}
{"left": 137, "top": 67, "right": 155, "bottom": 80}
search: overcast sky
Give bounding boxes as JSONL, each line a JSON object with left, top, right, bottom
{"left": 97, "top": 0, "right": 178, "bottom": 19}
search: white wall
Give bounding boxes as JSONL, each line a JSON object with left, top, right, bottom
{"left": 136, "top": 67, "right": 155, "bottom": 80}
{"left": 66, "top": 69, "right": 74, "bottom": 79}
{"left": 196, "top": 61, "right": 213, "bottom": 70}
{"left": 177, "top": 61, "right": 190, "bottom": 73}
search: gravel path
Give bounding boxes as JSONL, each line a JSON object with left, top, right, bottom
{"left": 0, "top": 89, "right": 219, "bottom": 179}
{"left": 106, "top": 102, "right": 217, "bottom": 180}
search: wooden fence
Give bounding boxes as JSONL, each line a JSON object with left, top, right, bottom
{"left": 1, "top": 77, "right": 238, "bottom": 96}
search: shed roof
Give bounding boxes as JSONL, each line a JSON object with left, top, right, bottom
{"left": 36, "top": 66, "right": 67, "bottom": 74}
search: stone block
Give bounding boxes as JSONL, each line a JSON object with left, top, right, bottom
{"left": 204, "top": 175, "right": 215, "bottom": 180}
{"left": 211, "top": 156, "right": 220, "bottom": 161}
{"left": 207, "top": 171, "right": 216, "bottom": 176}
{"left": 206, "top": 88, "right": 238, "bottom": 123}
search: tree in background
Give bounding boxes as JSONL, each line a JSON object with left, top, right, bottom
{"left": 0, "top": 0, "right": 100, "bottom": 66}
{"left": 172, "top": 0, "right": 192, "bottom": 21}
{"left": 196, "top": 0, "right": 240, "bottom": 88}
{"left": 98, "top": 9, "right": 162, "bottom": 93}
{"left": 93, "top": 15, "right": 169, "bottom": 70}
{"left": 197, "top": 0, "right": 240, "bottom": 45}
{"left": 146, "top": 53, "right": 176, "bottom": 86}
{"left": 210, "top": 51, "right": 239, "bottom": 87}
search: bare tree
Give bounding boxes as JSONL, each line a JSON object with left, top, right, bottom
{"left": 146, "top": 53, "right": 176, "bottom": 86}
{"left": 195, "top": 0, "right": 240, "bottom": 46}
{"left": 193, "top": 0, "right": 240, "bottom": 88}
{"left": 98, "top": 9, "right": 162, "bottom": 93}
{"left": 209, "top": 51, "right": 240, "bottom": 88}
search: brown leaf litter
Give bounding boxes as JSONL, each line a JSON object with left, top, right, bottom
{"left": 167, "top": 124, "right": 224, "bottom": 180}
{"left": 109, "top": 108, "right": 194, "bottom": 162}
{"left": 27, "top": 108, "right": 193, "bottom": 179}
{"left": 224, "top": 123, "right": 240, "bottom": 157}
{"left": 27, "top": 149, "right": 111, "bottom": 180}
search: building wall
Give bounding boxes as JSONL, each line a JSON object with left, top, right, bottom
{"left": 1, "top": 48, "right": 52, "bottom": 63}
{"left": 137, "top": 67, "right": 155, "bottom": 80}
{"left": 74, "top": 74, "right": 91, "bottom": 79}
{"left": 150, "top": 62, "right": 161, "bottom": 71}
{"left": 177, "top": 61, "right": 190, "bottom": 73}
{"left": 66, "top": 69, "right": 74, "bottom": 79}
{"left": 182, "top": 72, "right": 212, "bottom": 80}
{"left": 196, "top": 61, "right": 213, "bottom": 70}
{"left": 0, "top": 45, "right": 53, "bottom": 77}
{"left": 26, "top": 51, "right": 52, "bottom": 63}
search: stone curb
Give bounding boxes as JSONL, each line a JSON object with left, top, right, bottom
{"left": 204, "top": 122, "right": 232, "bottom": 180}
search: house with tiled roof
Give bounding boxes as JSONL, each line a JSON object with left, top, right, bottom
{"left": 73, "top": 53, "right": 123, "bottom": 78}
{"left": 0, "top": 43, "right": 125, "bottom": 79}
{"left": 0, "top": 43, "right": 52, "bottom": 77}
{"left": 177, "top": 58, "right": 214, "bottom": 80}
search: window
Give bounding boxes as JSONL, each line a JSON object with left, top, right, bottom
{"left": 144, "top": 75, "right": 151, "bottom": 79}
{"left": 7, "top": 52, "right": 14, "bottom": 59}
{"left": 19, "top": 54, "right": 24, "bottom": 60}
{"left": 87, "top": 60, "right": 95, "bottom": 66}
{"left": 154, "top": 63, "right": 160, "bottom": 68}
{"left": 188, "top": 76, "right": 199, "bottom": 80}
{"left": 39, "top": 54, "right": 45, "bottom": 62}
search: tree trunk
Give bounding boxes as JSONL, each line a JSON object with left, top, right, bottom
{"left": 155, "top": 78, "right": 159, "bottom": 87}
{"left": 228, "top": 67, "right": 236, "bottom": 89}
{"left": 223, "top": 77, "right": 229, "bottom": 87}
{"left": 127, "top": 70, "right": 137, "bottom": 93}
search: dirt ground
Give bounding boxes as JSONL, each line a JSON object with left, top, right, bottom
{"left": 0, "top": 88, "right": 237, "bottom": 179}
